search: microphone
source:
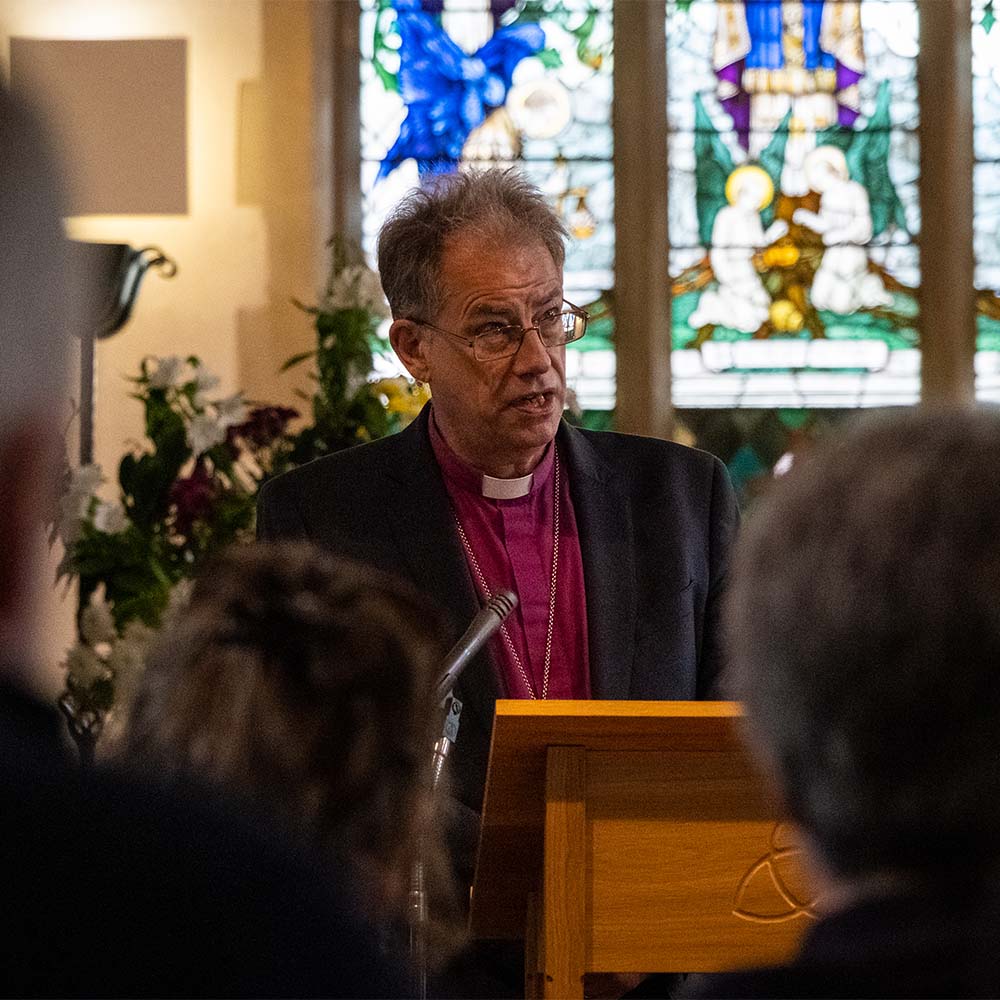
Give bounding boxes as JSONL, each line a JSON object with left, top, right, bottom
{"left": 435, "top": 590, "right": 517, "bottom": 699}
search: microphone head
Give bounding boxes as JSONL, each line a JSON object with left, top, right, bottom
{"left": 487, "top": 590, "right": 517, "bottom": 620}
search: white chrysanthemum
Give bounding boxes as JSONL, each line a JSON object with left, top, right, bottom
{"left": 187, "top": 413, "right": 227, "bottom": 456}
{"left": 79, "top": 588, "right": 117, "bottom": 646}
{"left": 93, "top": 501, "right": 128, "bottom": 535}
{"left": 148, "top": 355, "right": 187, "bottom": 389}
{"left": 65, "top": 642, "right": 107, "bottom": 688}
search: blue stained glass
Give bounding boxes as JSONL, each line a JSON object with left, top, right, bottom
{"left": 360, "top": 0, "right": 615, "bottom": 410}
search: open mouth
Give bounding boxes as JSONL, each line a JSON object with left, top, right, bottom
{"left": 510, "top": 391, "right": 555, "bottom": 412}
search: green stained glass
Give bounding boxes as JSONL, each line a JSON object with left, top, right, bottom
{"left": 667, "top": 0, "right": 920, "bottom": 408}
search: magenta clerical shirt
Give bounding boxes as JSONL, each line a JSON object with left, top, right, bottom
{"left": 429, "top": 411, "right": 591, "bottom": 700}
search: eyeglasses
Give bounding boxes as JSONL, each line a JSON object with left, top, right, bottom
{"left": 411, "top": 301, "right": 589, "bottom": 362}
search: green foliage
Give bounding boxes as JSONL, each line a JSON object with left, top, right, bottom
{"left": 269, "top": 236, "right": 425, "bottom": 475}
{"left": 817, "top": 81, "right": 908, "bottom": 238}
{"left": 757, "top": 110, "right": 791, "bottom": 229}
{"left": 694, "top": 93, "right": 735, "bottom": 246}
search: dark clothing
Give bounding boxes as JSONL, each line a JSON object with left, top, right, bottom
{"left": 257, "top": 405, "right": 739, "bottom": 816}
{"left": 684, "top": 883, "right": 1000, "bottom": 998}
{"left": 0, "top": 680, "right": 407, "bottom": 998}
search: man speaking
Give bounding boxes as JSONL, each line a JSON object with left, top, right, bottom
{"left": 258, "top": 168, "right": 738, "bottom": 818}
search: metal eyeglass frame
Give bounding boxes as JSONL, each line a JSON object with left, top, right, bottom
{"left": 410, "top": 300, "right": 589, "bottom": 361}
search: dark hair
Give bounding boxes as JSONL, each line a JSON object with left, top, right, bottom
{"left": 726, "top": 407, "right": 1000, "bottom": 878}
{"left": 124, "top": 542, "right": 460, "bottom": 954}
{"left": 377, "top": 166, "right": 567, "bottom": 320}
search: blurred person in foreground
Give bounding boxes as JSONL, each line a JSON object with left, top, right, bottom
{"left": 124, "top": 542, "right": 463, "bottom": 968}
{"left": 688, "top": 408, "right": 1000, "bottom": 999}
{"left": 0, "top": 80, "right": 405, "bottom": 997}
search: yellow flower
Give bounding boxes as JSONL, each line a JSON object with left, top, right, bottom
{"left": 762, "top": 243, "right": 801, "bottom": 269}
{"left": 769, "top": 299, "right": 805, "bottom": 333}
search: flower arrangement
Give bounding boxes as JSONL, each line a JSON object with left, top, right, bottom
{"left": 55, "top": 238, "right": 428, "bottom": 755}
{"left": 270, "top": 236, "right": 428, "bottom": 475}
{"left": 56, "top": 356, "right": 297, "bottom": 753}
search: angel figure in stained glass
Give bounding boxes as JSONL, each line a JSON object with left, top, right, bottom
{"left": 713, "top": 0, "right": 865, "bottom": 194}
{"left": 688, "top": 165, "right": 789, "bottom": 334}
{"left": 792, "top": 145, "right": 892, "bottom": 314}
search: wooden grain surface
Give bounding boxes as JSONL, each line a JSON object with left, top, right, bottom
{"left": 471, "top": 702, "right": 816, "bottom": 974}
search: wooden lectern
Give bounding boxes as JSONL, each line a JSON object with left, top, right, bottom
{"left": 470, "top": 701, "right": 818, "bottom": 998}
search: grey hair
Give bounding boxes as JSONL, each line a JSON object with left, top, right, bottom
{"left": 0, "top": 84, "right": 72, "bottom": 436}
{"left": 376, "top": 167, "right": 567, "bottom": 320}
{"left": 726, "top": 407, "right": 1000, "bottom": 879}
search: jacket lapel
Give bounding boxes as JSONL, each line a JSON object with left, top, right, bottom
{"left": 559, "top": 423, "right": 637, "bottom": 699}
{"left": 381, "top": 406, "right": 501, "bottom": 727}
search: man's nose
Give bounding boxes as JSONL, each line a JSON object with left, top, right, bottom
{"left": 511, "top": 326, "right": 553, "bottom": 374}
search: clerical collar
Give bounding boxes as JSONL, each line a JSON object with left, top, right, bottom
{"left": 481, "top": 472, "right": 533, "bottom": 500}
{"left": 428, "top": 407, "right": 554, "bottom": 499}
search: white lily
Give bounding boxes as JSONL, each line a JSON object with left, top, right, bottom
{"left": 55, "top": 464, "right": 103, "bottom": 547}
{"left": 148, "top": 355, "right": 187, "bottom": 390}
{"left": 187, "top": 413, "right": 227, "bottom": 456}
{"left": 192, "top": 365, "right": 221, "bottom": 408}
{"left": 213, "top": 392, "right": 248, "bottom": 430}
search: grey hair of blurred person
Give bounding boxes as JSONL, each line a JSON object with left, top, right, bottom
{"left": 376, "top": 166, "right": 568, "bottom": 321}
{"left": 725, "top": 407, "right": 1000, "bottom": 884}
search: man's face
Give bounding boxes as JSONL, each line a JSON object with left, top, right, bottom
{"left": 419, "top": 231, "right": 566, "bottom": 476}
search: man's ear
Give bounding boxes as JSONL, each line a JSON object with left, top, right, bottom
{"left": 389, "top": 319, "right": 432, "bottom": 383}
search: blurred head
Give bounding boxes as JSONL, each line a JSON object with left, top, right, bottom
{"left": 381, "top": 168, "right": 570, "bottom": 478}
{"left": 0, "top": 83, "right": 73, "bottom": 676}
{"left": 726, "top": 408, "right": 1000, "bottom": 883}
{"left": 125, "top": 542, "right": 457, "bottom": 940}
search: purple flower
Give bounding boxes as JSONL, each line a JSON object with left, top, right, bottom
{"left": 169, "top": 461, "right": 217, "bottom": 537}
{"left": 228, "top": 406, "right": 300, "bottom": 451}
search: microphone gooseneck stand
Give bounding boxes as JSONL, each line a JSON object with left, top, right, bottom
{"left": 409, "top": 591, "right": 517, "bottom": 1000}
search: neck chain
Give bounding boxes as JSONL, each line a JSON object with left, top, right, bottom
{"left": 453, "top": 453, "right": 561, "bottom": 700}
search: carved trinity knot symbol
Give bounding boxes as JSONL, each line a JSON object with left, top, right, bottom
{"left": 733, "top": 822, "right": 820, "bottom": 923}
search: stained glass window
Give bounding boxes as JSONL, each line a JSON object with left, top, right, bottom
{"left": 973, "top": 0, "right": 1000, "bottom": 401}
{"left": 667, "top": 0, "right": 921, "bottom": 408}
{"left": 359, "top": 0, "right": 616, "bottom": 410}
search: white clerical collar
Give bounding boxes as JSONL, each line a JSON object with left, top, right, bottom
{"left": 481, "top": 472, "right": 533, "bottom": 500}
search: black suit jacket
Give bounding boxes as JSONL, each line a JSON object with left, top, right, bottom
{"left": 258, "top": 405, "right": 738, "bottom": 814}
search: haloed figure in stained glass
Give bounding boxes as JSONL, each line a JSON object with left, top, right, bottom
{"left": 688, "top": 165, "right": 788, "bottom": 334}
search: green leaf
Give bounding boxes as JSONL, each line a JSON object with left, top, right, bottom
{"left": 279, "top": 349, "right": 317, "bottom": 373}
{"left": 536, "top": 48, "right": 563, "bottom": 69}
{"left": 694, "top": 93, "right": 735, "bottom": 246}
{"left": 758, "top": 109, "right": 791, "bottom": 228}
{"left": 373, "top": 57, "right": 400, "bottom": 94}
